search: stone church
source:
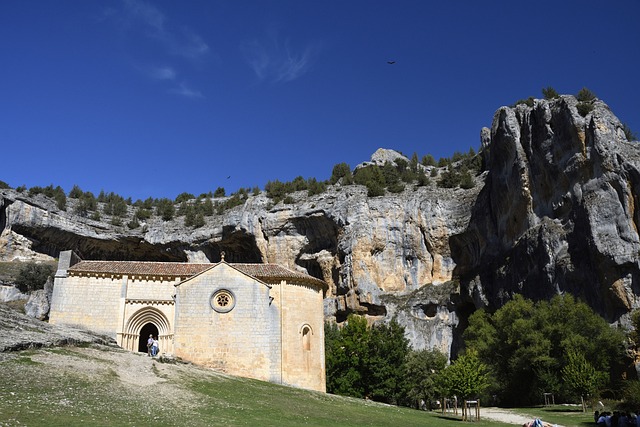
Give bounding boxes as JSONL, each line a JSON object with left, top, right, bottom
{"left": 49, "top": 250, "right": 327, "bottom": 392}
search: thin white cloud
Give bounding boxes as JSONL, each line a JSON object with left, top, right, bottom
{"left": 169, "top": 82, "right": 204, "bottom": 99}
{"left": 116, "top": 0, "right": 209, "bottom": 61}
{"left": 149, "top": 66, "right": 176, "bottom": 80}
{"left": 241, "top": 29, "right": 320, "bottom": 83}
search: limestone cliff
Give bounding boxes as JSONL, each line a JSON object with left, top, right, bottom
{"left": 2, "top": 94, "right": 640, "bottom": 355}
{"left": 452, "top": 95, "right": 640, "bottom": 324}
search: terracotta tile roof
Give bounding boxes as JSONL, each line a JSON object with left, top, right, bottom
{"left": 69, "top": 261, "right": 212, "bottom": 277}
{"left": 232, "top": 264, "right": 327, "bottom": 288}
{"left": 68, "top": 260, "right": 326, "bottom": 288}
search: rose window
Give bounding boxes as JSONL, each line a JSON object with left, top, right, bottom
{"left": 211, "top": 289, "right": 235, "bottom": 313}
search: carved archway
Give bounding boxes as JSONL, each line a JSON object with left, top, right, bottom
{"left": 120, "top": 307, "right": 173, "bottom": 354}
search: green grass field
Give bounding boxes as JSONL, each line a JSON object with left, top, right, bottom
{"left": 0, "top": 345, "right": 517, "bottom": 427}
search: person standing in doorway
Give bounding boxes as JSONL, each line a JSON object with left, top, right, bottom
{"left": 152, "top": 336, "right": 159, "bottom": 357}
{"left": 147, "top": 334, "right": 153, "bottom": 357}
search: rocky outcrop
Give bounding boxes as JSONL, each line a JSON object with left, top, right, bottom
{"left": 24, "top": 276, "right": 53, "bottom": 320}
{"left": 451, "top": 96, "right": 640, "bottom": 324}
{"left": 0, "top": 303, "right": 114, "bottom": 354}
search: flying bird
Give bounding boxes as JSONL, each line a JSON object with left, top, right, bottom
{"left": 387, "top": 61, "right": 396, "bottom": 64}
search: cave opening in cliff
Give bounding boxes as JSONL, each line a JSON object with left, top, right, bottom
{"left": 202, "top": 228, "right": 263, "bottom": 263}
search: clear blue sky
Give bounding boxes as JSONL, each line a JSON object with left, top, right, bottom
{"left": 1, "top": 1, "right": 639, "bottom": 201}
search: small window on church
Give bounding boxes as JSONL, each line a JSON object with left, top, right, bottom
{"left": 210, "top": 289, "right": 235, "bottom": 313}
{"left": 302, "top": 326, "right": 311, "bottom": 351}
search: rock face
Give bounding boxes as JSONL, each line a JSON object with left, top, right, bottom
{"left": 451, "top": 96, "right": 640, "bottom": 324}
{"left": 2, "top": 94, "right": 639, "bottom": 355}
{"left": 0, "top": 166, "right": 475, "bottom": 355}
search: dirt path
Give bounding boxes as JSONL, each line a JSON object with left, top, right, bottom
{"left": 481, "top": 407, "right": 563, "bottom": 426}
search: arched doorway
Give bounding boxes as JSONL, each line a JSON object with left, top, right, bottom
{"left": 121, "top": 307, "right": 173, "bottom": 355}
{"left": 138, "top": 322, "right": 159, "bottom": 353}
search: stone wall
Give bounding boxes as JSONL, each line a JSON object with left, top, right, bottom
{"left": 173, "top": 264, "right": 282, "bottom": 384}
{"left": 49, "top": 274, "right": 121, "bottom": 336}
{"left": 279, "top": 281, "right": 326, "bottom": 392}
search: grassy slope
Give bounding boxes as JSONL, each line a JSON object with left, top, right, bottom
{"left": 0, "top": 345, "right": 512, "bottom": 427}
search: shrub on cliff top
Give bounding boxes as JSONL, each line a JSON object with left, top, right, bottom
{"left": 542, "top": 86, "right": 560, "bottom": 99}
{"left": 576, "top": 87, "right": 597, "bottom": 102}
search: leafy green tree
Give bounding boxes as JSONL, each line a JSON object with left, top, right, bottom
{"left": 464, "top": 294, "right": 625, "bottom": 406}
{"left": 387, "top": 181, "right": 405, "bottom": 193}
{"left": 307, "top": 178, "right": 327, "bottom": 196}
{"left": 415, "top": 170, "right": 430, "bottom": 187}
{"left": 577, "top": 102, "right": 594, "bottom": 117}
{"left": 622, "top": 123, "right": 638, "bottom": 142}
{"left": 201, "top": 197, "right": 214, "bottom": 216}
{"left": 135, "top": 207, "right": 151, "bottom": 221}
{"left": 330, "top": 162, "right": 353, "bottom": 185}
{"left": 68, "top": 184, "right": 83, "bottom": 198}
{"left": 421, "top": 154, "right": 436, "bottom": 167}
{"left": 459, "top": 170, "right": 475, "bottom": 189}
{"left": 630, "top": 309, "right": 640, "bottom": 350}
{"left": 353, "top": 166, "right": 386, "bottom": 197}
{"left": 325, "top": 316, "right": 410, "bottom": 404}
{"left": 213, "top": 187, "right": 226, "bottom": 198}
{"left": 410, "top": 153, "right": 420, "bottom": 172}
{"left": 264, "top": 179, "right": 291, "bottom": 203}
{"left": 54, "top": 190, "right": 66, "bottom": 211}
{"left": 155, "top": 198, "right": 175, "bottom": 221}
{"left": 184, "top": 206, "right": 196, "bottom": 227}
{"left": 291, "top": 176, "right": 308, "bottom": 191}
{"left": 193, "top": 212, "right": 205, "bottom": 228}
{"left": 177, "top": 200, "right": 190, "bottom": 216}
{"left": 542, "top": 87, "right": 560, "bottom": 99}
{"left": 622, "top": 380, "right": 640, "bottom": 410}
{"left": 514, "top": 97, "right": 535, "bottom": 107}
{"left": 15, "top": 263, "right": 54, "bottom": 293}
{"left": 576, "top": 87, "right": 596, "bottom": 102}
{"left": 368, "top": 319, "right": 410, "bottom": 404}
{"left": 102, "top": 192, "right": 127, "bottom": 217}
{"left": 366, "top": 181, "right": 385, "bottom": 197}
{"left": 438, "top": 165, "right": 461, "bottom": 188}
{"left": 441, "top": 349, "right": 490, "bottom": 400}
{"left": 405, "top": 349, "right": 448, "bottom": 409}
{"left": 74, "top": 192, "right": 97, "bottom": 217}
{"left": 576, "top": 87, "right": 596, "bottom": 117}
{"left": 175, "top": 192, "right": 195, "bottom": 203}
{"left": 141, "top": 197, "right": 154, "bottom": 210}
{"left": 382, "top": 162, "right": 400, "bottom": 187}
{"left": 437, "top": 157, "right": 450, "bottom": 167}
{"left": 325, "top": 316, "right": 370, "bottom": 398}
{"left": 561, "top": 349, "right": 603, "bottom": 411}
